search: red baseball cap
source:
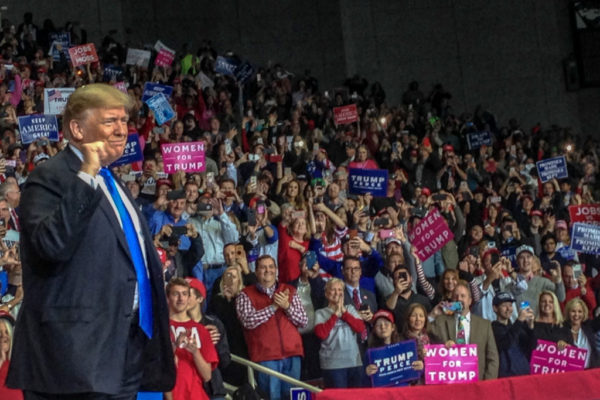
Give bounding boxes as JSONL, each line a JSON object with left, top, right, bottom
{"left": 421, "top": 187, "right": 431, "bottom": 197}
{"left": 185, "top": 277, "right": 207, "bottom": 299}
{"left": 372, "top": 309, "right": 394, "bottom": 324}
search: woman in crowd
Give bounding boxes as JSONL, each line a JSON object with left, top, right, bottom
{"left": 276, "top": 178, "right": 307, "bottom": 211}
{"left": 207, "top": 266, "right": 248, "bottom": 386}
{"left": 364, "top": 307, "right": 425, "bottom": 386}
{"left": 314, "top": 278, "right": 365, "bottom": 388}
{"left": 348, "top": 145, "right": 379, "bottom": 170}
{"left": 532, "top": 291, "right": 572, "bottom": 351}
{"left": 277, "top": 217, "right": 309, "bottom": 283}
{"left": 0, "top": 313, "right": 22, "bottom": 400}
{"left": 436, "top": 268, "right": 460, "bottom": 305}
{"left": 563, "top": 298, "right": 600, "bottom": 368}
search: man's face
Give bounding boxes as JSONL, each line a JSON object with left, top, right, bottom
{"left": 385, "top": 242, "right": 403, "bottom": 258}
{"left": 517, "top": 251, "right": 533, "bottom": 273}
{"left": 256, "top": 258, "right": 277, "bottom": 288}
{"left": 168, "top": 198, "right": 186, "bottom": 219}
{"left": 452, "top": 285, "right": 472, "bottom": 315}
{"left": 342, "top": 260, "right": 361, "bottom": 286}
{"left": 563, "top": 265, "right": 575, "bottom": 289}
{"left": 0, "top": 200, "right": 9, "bottom": 224}
{"left": 223, "top": 244, "right": 237, "bottom": 266}
{"left": 4, "top": 184, "right": 20, "bottom": 207}
{"left": 188, "top": 289, "right": 203, "bottom": 311}
{"left": 386, "top": 254, "right": 404, "bottom": 272}
{"left": 494, "top": 302, "right": 513, "bottom": 320}
{"left": 75, "top": 107, "right": 129, "bottom": 165}
{"left": 220, "top": 181, "right": 235, "bottom": 194}
{"left": 167, "top": 284, "right": 190, "bottom": 314}
{"left": 185, "top": 184, "right": 199, "bottom": 203}
{"left": 143, "top": 160, "right": 156, "bottom": 175}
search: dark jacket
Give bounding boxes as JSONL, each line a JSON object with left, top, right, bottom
{"left": 492, "top": 320, "right": 532, "bottom": 377}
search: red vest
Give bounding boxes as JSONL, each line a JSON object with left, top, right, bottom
{"left": 242, "top": 283, "right": 304, "bottom": 362}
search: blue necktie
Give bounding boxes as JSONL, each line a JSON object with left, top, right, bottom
{"left": 99, "top": 168, "right": 153, "bottom": 338}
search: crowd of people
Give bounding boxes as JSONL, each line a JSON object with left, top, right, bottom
{"left": 0, "top": 11, "right": 599, "bottom": 400}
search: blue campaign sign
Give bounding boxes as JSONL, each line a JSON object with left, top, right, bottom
{"left": 570, "top": 223, "right": 600, "bottom": 255}
{"left": 142, "top": 82, "right": 173, "bottom": 102}
{"left": 235, "top": 61, "right": 254, "bottom": 84}
{"left": 0, "top": 270, "right": 7, "bottom": 296}
{"left": 467, "top": 131, "right": 493, "bottom": 150}
{"left": 348, "top": 168, "right": 388, "bottom": 197}
{"left": 367, "top": 340, "right": 420, "bottom": 387}
{"left": 536, "top": 156, "right": 568, "bottom": 183}
{"left": 111, "top": 133, "right": 144, "bottom": 167}
{"left": 501, "top": 246, "right": 518, "bottom": 269}
{"left": 215, "top": 56, "right": 240, "bottom": 76}
{"left": 103, "top": 64, "right": 123, "bottom": 82}
{"left": 17, "top": 115, "right": 59, "bottom": 144}
{"left": 290, "top": 388, "right": 311, "bottom": 400}
{"left": 49, "top": 32, "right": 71, "bottom": 61}
{"left": 145, "top": 93, "right": 175, "bottom": 126}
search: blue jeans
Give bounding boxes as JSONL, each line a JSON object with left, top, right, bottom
{"left": 203, "top": 265, "right": 226, "bottom": 301}
{"left": 257, "top": 356, "right": 301, "bottom": 400}
{"left": 322, "top": 366, "right": 363, "bottom": 388}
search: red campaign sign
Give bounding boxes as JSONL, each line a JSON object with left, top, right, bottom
{"left": 68, "top": 43, "right": 99, "bottom": 67}
{"left": 569, "top": 204, "right": 600, "bottom": 226}
{"left": 155, "top": 48, "right": 175, "bottom": 67}
{"left": 161, "top": 141, "right": 205, "bottom": 174}
{"left": 408, "top": 208, "right": 454, "bottom": 262}
{"left": 333, "top": 104, "right": 358, "bottom": 125}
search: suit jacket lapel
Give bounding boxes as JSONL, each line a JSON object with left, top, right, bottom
{"left": 448, "top": 315, "right": 457, "bottom": 341}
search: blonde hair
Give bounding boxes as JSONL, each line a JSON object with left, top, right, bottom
{"left": 0, "top": 318, "right": 13, "bottom": 360}
{"left": 63, "top": 83, "right": 134, "bottom": 139}
{"left": 219, "top": 266, "right": 245, "bottom": 297}
{"left": 537, "top": 290, "right": 564, "bottom": 325}
{"left": 564, "top": 298, "right": 589, "bottom": 323}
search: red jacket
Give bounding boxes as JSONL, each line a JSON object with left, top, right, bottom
{"left": 562, "top": 283, "right": 597, "bottom": 319}
{"left": 242, "top": 284, "right": 304, "bottom": 363}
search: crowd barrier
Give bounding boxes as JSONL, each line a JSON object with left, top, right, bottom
{"left": 314, "top": 368, "right": 600, "bottom": 400}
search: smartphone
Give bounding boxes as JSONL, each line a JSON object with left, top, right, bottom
{"left": 490, "top": 252, "right": 500, "bottom": 266}
{"left": 0, "top": 219, "right": 4, "bottom": 227}
{"left": 248, "top": 153, "right": 260, "bottom": 162}
{"left": 284, "top": 167, "right": 292, "bottom": 176}
{"left": 462, "top": 191, "right": 473, "bottom": 201}
{"left": 432, "top": 193, "right": 446, "bottom": 201}
{"left": 520, "top": 301, "right": 530, "bottom": 310}
{"left": 572, "top": 264, "right": 583, "bottom": 280}
{"left": 348, "top": 229, "right": 358, "bottom": 239}
{"left": 206, "top": 172, "right": 215, "bottom": 187}
{"left": 257, "top": 203, "right": 266, "bottom": 214}
{"left": 256, "top": 73, "right": 261, "bottom": 82}
{"left": 379, "top": 229, "right": 394, "bottom": 239}
{"left": 304, "top": 250, "right": 317, "bottom": 269}
{"left": 269, "top": 154, "right": 283, "bottom": 163}
{"left": 247, "top": 208, "right": 257, "bottom": 226}
{"left": 5, "top": 159, "right": 16, "bottom": 167}
{"left": 292, "top": 210, "right": 305, "bottom": 219}
{"left": 171, "top": 226, "right": 187, "bottom": 236}
{"left": 442, "top": 301, "right": 463, "bottom": 315}
{"left": 225, "top": 141, "right": 233, "bottom": 155}
{"left": 490, "top": 196, "right": 502, "bottom": 204}
{"left": 153, "top": 126, "right": 165, "bottom": 134}
{"left": 373, "top": 217, "right": 390, "bottom": 227}
{"left": 359, "top": 304, "right": 370, "bottom": 311}
{"left": 250, "top": 175, "right": 257, "bottom": 187}
{"left": 398, "top": 271, "right": 408, "bottom": 281}
{"left": 469, "top": 246, "right": 480, "bottom": 257}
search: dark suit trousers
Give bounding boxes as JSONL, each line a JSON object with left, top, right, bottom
{"left": 24, "top": 315, "right": 148, "bottom": 400}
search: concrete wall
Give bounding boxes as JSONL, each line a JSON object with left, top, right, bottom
{"left": 2, "top": 0, "right": 598, "bottom": 136}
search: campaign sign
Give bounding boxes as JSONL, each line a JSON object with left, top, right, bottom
{"left": 348, "top": 168, "right": 388, "bottom": 197}
{"left": 113, "top": 81, "right": 128, "bottom": 94}
{"left": 290, "top": 388, "right": 311, "bottom": 400}
{"left": 126, "top": 48, "right": 151, "bottom": 68}
{"left": 530, "top": 339, "right": 586, "bottom": 374}
{"left": 103, "top": 64, "right": 123, "bottom": 82}
{"left": 235, "top": 61, "right": 254, "bottom": 84}
{"left": 569, "top": 204, "right": 600, "bottom": 226}
{"left": 536, "top": 156, "right": 568, "bottom": 183}
{"left": 18, "top": 115, "right": 59, "bottom": 144}
{"left": 214, "top": 56, "right": 240, "bottom": 76}
{"left": 145, "top": 93, "right": 175, "bottom": 126}
{"left": 333, "top": 104, "right": 358, "bottom": 125}
{"left": 570, "top": 223, "right": 600, "bottom": 255}
{"left": 48, "top": 32, "right": 71, "bottom": 61}
{"left": 408, "top": 208, "right": 454, "bottom": 262}
{"left": 500, "top": 246, "right": 518, "bottom": 269}
{"left": 155, "top": 48, "right": 175, "bottom": 68}
{"left": 110, "top": 134, "right": 143, "bottom": 167}
{"left": 424, "top": 344, "right": 478, "bottom": 385}
{"left": 142, "top": 82, "right": 173, "bottom": 102}
{"left": 68, "top": 43, "right": 99, "bottom": 67}
{"left": 367, "top": 340, "right": 420, "bottom": 387}
{"left": 43, "top": 87, "right": 75, "bottom": 115}
{"left": 467, "top": 131, "right": 492, "bottom": 150}
{"left": 161, "top": 142, "right": 206, "bottom": 174}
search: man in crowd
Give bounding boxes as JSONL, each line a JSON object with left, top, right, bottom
{"left": 385, "top": 264, "right": 431, "bottom": 331}
{"left": 236, "top": 255, "right": 307, "bottom": 400}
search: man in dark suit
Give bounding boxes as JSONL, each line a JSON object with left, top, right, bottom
{"left": 384, "top": 264, "right": 431, "bottom": 332}
{"left": 429, "top": 280, "right": 499, "bottom": 380}
{"left": 7, "top": 84, "right": 175, "bottom": 399}
{"left": 341, "top": 256, "right": 377, "bottom": 320}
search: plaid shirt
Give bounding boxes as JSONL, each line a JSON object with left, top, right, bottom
{"left": 236, "top": 283, "right": 308, "bottom": 330}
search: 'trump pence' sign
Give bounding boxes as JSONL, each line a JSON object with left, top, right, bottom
{"left": 408, "top": 209, "right": 454, "bottom": 262}
{"left": 161, "top": 142, "right": 206, "bottom": 174}
{"left": 110, "top": 133, "right": 143, "bottom": 167}
{"left": 530, "top": 340, "right": 586, "bottom": 374}
{"left": 367, "top": 340, "right": 420, "bottom": 387}
{"left": 348, "top": 168, "right": 388, "bottom": 197}
{"left": 68, "top": 43, "right": 99, "bottom": 67}
{"left": 424, "top": 344, "right": 478, "bottom": 385}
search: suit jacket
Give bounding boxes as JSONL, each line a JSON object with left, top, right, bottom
{"left": 343, "top": 286, "right": 378, "bottom": 313}
{"left": 7, "top": 148, "right": 175, "bottom": 394}
{"left": 429, "top": 313, "right": 499, "bottom": 380}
